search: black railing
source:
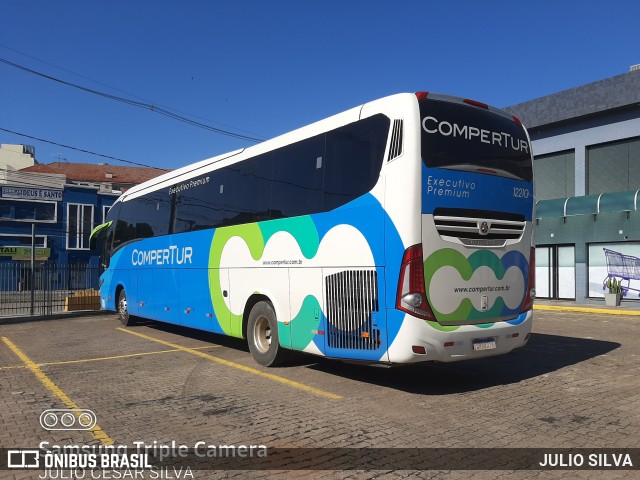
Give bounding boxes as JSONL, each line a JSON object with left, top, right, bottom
{"left": 0, "top": 262, "right": 101, "bottom": 317}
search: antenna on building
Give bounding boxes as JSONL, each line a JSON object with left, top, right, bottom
{"left": 52, "top": 153, "right": 68, "bottom": 162}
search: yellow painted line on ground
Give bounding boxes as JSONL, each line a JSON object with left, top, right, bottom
{"left": 117, "top": 327, "right": 343, "bottom": 400}
{"left": 0, "top": 363, "right": 25, "bottom": 371}
{"left": 1, "top": 336, "right": 114, "bottom": 446}
{"left": 38, "top": 345, "right": 220, "bottom": 367}
{"left": 0, "top": 345, "right": 219, "bottom": 371}
{"left": 534, "top": 304, "right": 640, "bottom": 316}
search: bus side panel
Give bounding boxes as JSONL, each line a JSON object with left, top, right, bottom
{"left": 178, "top": 267, "right": 216, "bottom": 331}
{"left": 288, "top": 268, "right": 325, "bottom": 355}
{"left": 136, "top": 268, "right": 155, "bottom": 318}
{"left": 154, "top": 267, "right": 181, "bottom": 324}
{"left": 228, "top": 267, "right": 291, "bottom": 339}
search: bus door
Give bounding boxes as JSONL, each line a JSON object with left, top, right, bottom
{"left": 323, "top": 267, "right": 387, "bottom": 361}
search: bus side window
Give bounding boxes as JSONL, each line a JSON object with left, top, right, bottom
{"left": 323, "top": 115, "right": 389, "bottom": 211}
{"left": 271, "top": 135, "right": 324, "bottom": 219}
{"left": 111, "top": 191, "right": 171, "bottom": 249}
{"left": 231, "top": 154, "right": 273, "bottom": 224}
{"left": 173, "top": 177, "right": 222, "bottom": 232}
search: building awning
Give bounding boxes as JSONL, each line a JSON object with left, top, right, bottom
{"left": 536, "top": 190, "right": 640, "bottom": 219}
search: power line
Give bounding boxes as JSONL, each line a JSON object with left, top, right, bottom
{"left": 0, "top": 126, "right": 164, "bottom": 169}
{"left": 0, "top": 56, "right": 265, "bottom": 143}
{"left": 0, "top": 43, "right": 264, "bottom": 140}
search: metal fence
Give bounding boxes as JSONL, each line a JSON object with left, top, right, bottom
{"left": 0, "top": 262, "right": 101, "bottom": 317}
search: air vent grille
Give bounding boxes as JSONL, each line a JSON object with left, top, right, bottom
{"left": 387, "top": 119, "right": 403, "bottom": 161}
{"left": 325, "top": 270, "right": 380, "bottom": 350}
{"left": 432, "top": 208, "right": 526, "bottom": 245}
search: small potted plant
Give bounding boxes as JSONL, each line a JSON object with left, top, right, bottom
{"left": 604, "top": 277, "right": 622, "bottom": 306}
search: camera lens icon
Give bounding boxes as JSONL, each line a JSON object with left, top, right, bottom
{"left": 39, "top": 409, "right": 96, "bottom": 431}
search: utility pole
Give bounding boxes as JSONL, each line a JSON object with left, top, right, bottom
{"left": 30, "top": 223, "right": 35, "bottom": 315}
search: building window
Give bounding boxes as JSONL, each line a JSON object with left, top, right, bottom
{"left": 102, "top": 205, "right": 111, "bottom": 223}
{"left": 588, "top": 137, "right": 640, "bottom": 194}
{"left": 534, "top": 150, "right": 575, "bottom": 200}
{"left": 0, "top": 235, "right": 47, "bottom": 247}
{"left": 67, "top": 203, "right": 94, "bottom": 250}
{"left": 0, "top": 199, "right": 57, "bottom": 222}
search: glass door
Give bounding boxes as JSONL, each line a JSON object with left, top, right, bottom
{"left": 535, "top": 245, "right": 575, "bottom": 300}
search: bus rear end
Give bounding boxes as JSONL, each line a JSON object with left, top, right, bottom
{"left": 394, "top": 93, "right": 534, "bottom": 362}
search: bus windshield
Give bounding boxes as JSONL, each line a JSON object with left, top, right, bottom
{"left": 420, "top": 98, "right": 533, "bottom": 182}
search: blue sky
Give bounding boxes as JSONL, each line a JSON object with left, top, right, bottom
{"left": 1, "top": 1, "right": 639, "bottom": 171}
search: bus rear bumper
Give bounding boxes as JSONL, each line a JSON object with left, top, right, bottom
{"left": 386, "top": 310, "right": 532, "bottom": 364}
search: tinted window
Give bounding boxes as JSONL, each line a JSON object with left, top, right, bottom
{"left": 420, "top": 99, "right": 533, "bottom": 181}
{"left": 323, "top": 115, "right": 389, "bottom": 210}
{"left": 212, "top": 154, "right": 273, "bottom": 227}
{"left": 172, "top": 175, "right": 222, "bottom": 233}
{"left": 224, "top": 155, "right": 273, "bottom": 226}
{"left": 105, "top": 202, "right": 120, "bottom": 258}
{"left": 112, "top": 190, "right": 170, "bottom": 248}
{"left": 110, "top": 116, "right": 390, "bottom": 241}
{"left": 271, "top": 135, "right": 325, "bottom": 218}
{"left": 173, "top": 155, "right": 274, "bottom": 233}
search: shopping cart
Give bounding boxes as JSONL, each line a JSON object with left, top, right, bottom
{"left": 602, "top": 248, "right": 640, "bottom": 297}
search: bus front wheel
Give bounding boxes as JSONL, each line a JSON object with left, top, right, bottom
{"left": 117, "top": 289, "right": 135, "bottom": 326}
{"left": 247, "top": 301, "right": 289, "bottom": 367}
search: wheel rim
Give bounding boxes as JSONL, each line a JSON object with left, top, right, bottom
{"left": 253, "top": 315, "right": 271, "bottom": 353}
{"left": 119, "top": 295, "right": 128, "bottom": 318}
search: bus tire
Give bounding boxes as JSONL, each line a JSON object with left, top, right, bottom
{"left": 247, "top": 301, "right": 289, "bottom": 367}
{"left": 117, "top": 289, "right": 135, "bottom": 326}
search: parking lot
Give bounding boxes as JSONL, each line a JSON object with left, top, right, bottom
{"left": 1, "top": 308, "right": 638, "bottom": 479}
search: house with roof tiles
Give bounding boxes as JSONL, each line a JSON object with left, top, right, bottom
{"left": 0, "top": 145, "right": 167, "bottom": 266}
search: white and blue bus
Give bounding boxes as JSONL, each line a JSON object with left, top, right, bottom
{"left": 95, "top": 92, "right": 535, "bottom": 366}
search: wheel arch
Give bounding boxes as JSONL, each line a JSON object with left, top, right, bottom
{"left": 242, "top": 294, "right": 273, "bottom": 340}
{"left": 114, "top": 283, "right": 125, "bottom": 310}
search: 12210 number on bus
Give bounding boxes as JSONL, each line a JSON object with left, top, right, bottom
{"left": 513, "top": 187, "right": 530, "bottom": 198}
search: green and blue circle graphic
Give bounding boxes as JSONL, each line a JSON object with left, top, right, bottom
{"left": 423, "top": 248, "right": 529, "bottom": 325}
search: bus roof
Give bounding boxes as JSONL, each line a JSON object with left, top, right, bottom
{"left": 119, "top": 101, "right": 371, "bottom": 202}
{"left": 118, "top": 92, "right": 515, "bottom": 203}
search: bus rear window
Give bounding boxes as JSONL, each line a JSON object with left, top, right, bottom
{"left": 419, "top": 99, "right": 532, "bottom": 182}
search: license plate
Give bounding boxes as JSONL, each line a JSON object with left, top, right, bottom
{"left": 473, "top": 338, "right": 496, "bottom": 351}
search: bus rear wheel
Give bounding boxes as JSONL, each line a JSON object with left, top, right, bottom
{"left": 247, "top": 301, "right": 289, "bottom": 367}
{"left": 117, "top": 289, "right": 135, "bottom": 326}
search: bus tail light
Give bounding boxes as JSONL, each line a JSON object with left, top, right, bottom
{"left": 396, "top": 244, "right": 435, "bottom": 320}
{"left": 463, "top": 98, "right": 489, "bottom": 109}
{"left": 521, "top": 247, "right": 536, "bottom": 312}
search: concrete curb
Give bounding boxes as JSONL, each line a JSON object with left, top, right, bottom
{"left": 534, "top": 304, "right": 640, "bottom": 316}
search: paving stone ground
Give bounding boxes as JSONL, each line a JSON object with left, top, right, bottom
{"left": 0, "top": 309, "right": 638, "bottom": 479}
